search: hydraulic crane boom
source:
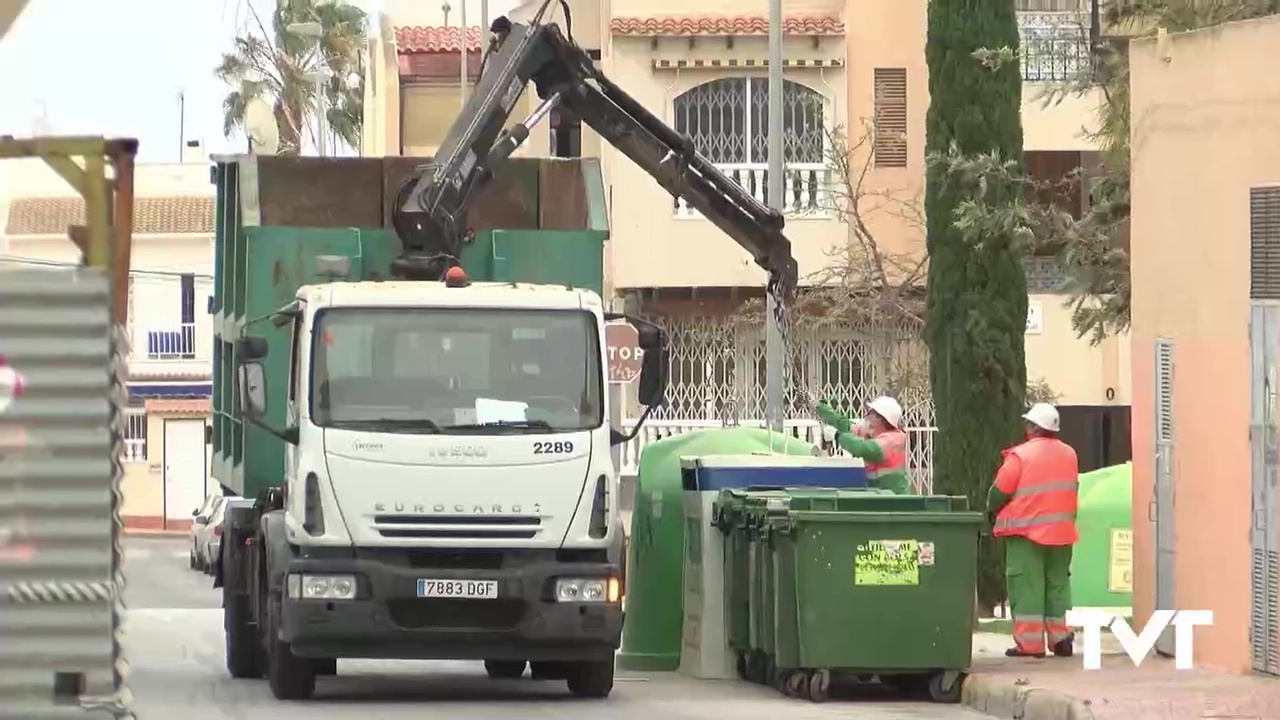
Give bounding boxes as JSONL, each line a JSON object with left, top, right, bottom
{"left": 391, "top": 10, "right": 799, "bottom": 304}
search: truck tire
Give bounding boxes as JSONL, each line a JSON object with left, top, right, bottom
{"left": 224, "top": 594, "right": 263, "bottom": 679}
{"left": 566, "top": 657, "right": 614, "bottom": 698}
{"left": 266, "top": 593, "right": 316, "bottom": 700}
{"left": 484, "top": 660, "right": 527, "bottom": 679}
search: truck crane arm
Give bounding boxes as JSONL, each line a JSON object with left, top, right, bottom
{"left": 392, "top": 12, "right": 799, "bottom": 303}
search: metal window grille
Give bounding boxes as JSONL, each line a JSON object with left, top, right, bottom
{"left": 1018, "top": 10, "right": 1092, "bottom": 82}
{"left": 121, "top": 406, "right": 146, "bottom": 462}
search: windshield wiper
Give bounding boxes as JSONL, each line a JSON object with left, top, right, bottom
{"left": 443, "top": 419, "right": 557, "bottom": 433}
{"left": 330, "top": 419, "right": 442, "bottom": 434}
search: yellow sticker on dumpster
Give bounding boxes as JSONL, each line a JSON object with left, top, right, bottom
{"left": 855, "top": 540, "right": 920, "bottom": 585}
{"left": 1108, "top": 528, "right": 1133, "bottom": 593}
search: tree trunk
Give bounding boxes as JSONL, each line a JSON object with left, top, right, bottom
{"left": 922, "top": 0, "right": 1027, "bottom": 609}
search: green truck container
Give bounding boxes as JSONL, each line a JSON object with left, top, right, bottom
{"left": 210, "top": 155, "right": 609, "bottom": 499}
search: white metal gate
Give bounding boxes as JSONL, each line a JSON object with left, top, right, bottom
{"left": 1153, "top": 338, "right": 1177, "bottom": 657}
{"left": 162, "top": 418, "right": 209, "bottom": 525}
{"left": 1250, "top": 305, "right": 1280, "bottom": 675}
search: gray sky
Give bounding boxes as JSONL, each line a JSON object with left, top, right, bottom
{"left": 0, "top": 0, "right": 380, "bottom": 163}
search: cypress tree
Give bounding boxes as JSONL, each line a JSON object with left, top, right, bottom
{"left": 923, "top": 0, "right": 1028, "bottom": 611}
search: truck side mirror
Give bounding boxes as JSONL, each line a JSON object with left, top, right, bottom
{"left": 636, "top": 326, "right": 668, "bottom": 408}
{"left": 236, "top": 335, "right": 269, "bottom": 360}
{"left": 236, "top": 362, "right": 268, "bottom": 417}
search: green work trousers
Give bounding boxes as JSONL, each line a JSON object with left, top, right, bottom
{"left": 1004, "top": 535, "right": 1074, "bottom": 654}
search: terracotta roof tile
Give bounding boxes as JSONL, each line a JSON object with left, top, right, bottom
{"left": 610, "top": 15, "right": 844, "bottom": 37}
{"left": 4, "top": 196, "right": 215, "bottom": 236}
{"left": 396, "top": 26, "right": 483, "bottom": 53}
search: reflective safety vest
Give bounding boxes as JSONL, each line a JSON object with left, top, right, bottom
{"left": 866, "top": 429, "right": 908, "bottom": 483}
{"left": 993, "top": 437, "right": 1079, "bottom": 546}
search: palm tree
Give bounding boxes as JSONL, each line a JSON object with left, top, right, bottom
{"left": 215, "top": 0, "right": 368, "bottom": 155}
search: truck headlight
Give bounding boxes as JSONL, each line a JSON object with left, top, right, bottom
{"left": 287, "top": 574, "right": 357, "bottom": 600}
{"left": 554, "top": 577, "right": 620, "bottom": 603}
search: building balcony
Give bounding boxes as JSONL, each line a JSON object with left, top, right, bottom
{"left": 127, "top": 321, "right": 212, "bottom": 377}
{"left": 673, "top": 163, "right": 833, "bottom": 219}
{"left": 1018, "top": 10, "right": 1093, "bottom": 83}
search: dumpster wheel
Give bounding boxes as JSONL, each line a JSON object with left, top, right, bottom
{"left": 806, "top": 669, "right": 831, "bottom": 703}
{"left": 783, "top": 671, "right": 809, "bottom": 698}
{"left": 927, "top": 670, "right": 964, "bottom": 703}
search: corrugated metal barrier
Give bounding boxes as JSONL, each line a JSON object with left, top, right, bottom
{"left": 0, "top": 270, "right": 132, "bottom": 719}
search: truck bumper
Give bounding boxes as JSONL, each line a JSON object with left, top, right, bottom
{"left": 279, "top": 549, "right": 622, "bottom": 662}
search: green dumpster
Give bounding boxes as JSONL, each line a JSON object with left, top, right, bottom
{"left": 766, "top": 496, "right": 984, "bottom": 703}
{"left": 714, "top": 488, "right": 891, "bottom": 684}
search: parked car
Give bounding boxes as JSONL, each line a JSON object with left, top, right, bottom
{"left": 201, "top": 495, "right": 243, "bottom": 574}
{"left": 189, "top": 494, "right": 226, "bottom": 572}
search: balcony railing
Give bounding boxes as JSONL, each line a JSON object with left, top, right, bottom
{"left": 128, "top": 321, "right": 209, "bottom": 368}
{"left": 143, "top": 323, "right": 197, "bottom": 359}
{"left": 1018, "top": 11, "right": 1093, "bottom": 82}
{"left": 674, "top": 163, "right": 832, "bottom": 219}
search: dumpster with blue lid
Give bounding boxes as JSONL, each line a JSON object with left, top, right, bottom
{"left": 677, "top": 454, "right": 866, "bottom": 680}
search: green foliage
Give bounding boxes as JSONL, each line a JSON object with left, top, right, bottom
{"left": 924, "top": 0, "right": 1028, "bottom": 610}
{"left": 215, "top": 0, "right": 368, "bottom": 155}
{"left": 1038, "top": 0, "right": 1280, "bottom": 343}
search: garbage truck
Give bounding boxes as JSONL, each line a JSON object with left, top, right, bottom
{"left": 212, "top": 0, "right": 799, "bottom": 702}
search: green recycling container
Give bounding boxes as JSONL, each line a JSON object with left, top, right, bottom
{"left": 713, "top": 488, "right": 892, "bottom": 681}
{"left": 768, "top": 496, "right": 984, "bottom": 702}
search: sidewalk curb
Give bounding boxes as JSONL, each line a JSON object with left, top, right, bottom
{"left": 962, "top": 673, "right": 1096, "bottom": 720}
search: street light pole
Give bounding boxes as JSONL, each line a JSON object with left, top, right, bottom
{"left": 764, "top": 0, "right": 785, "bottom": 434}
{"left": 460, "top": 0, "right": 469, "bottom": 106}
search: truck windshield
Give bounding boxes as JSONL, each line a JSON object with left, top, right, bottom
{"left": 309, "top": 308, "right": 604, "bottom": 434}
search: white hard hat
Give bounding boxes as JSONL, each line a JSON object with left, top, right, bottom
{"left": 865, "top": 396, "right": 904, "bottom": 429}
{"left": 1023, "top": 403, "right": 1060, "bottom": 432}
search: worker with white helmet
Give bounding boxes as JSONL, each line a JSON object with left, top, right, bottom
{"left": 987, "top": 402, "right": 1080, "bottom": 659}
{"left": 813, "top": 395, "right": 911, "bottom": 495}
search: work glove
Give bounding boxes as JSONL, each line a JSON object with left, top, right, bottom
{"left": 814, "top": 400, "right": 843, "bottom": 427}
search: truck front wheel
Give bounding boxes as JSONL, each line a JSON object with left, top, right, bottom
{"left": 266, "top": 593, "right": 317, "bottom": 700}
{"left": 224, "top": 594, "right": 263, "bottom": 679}
{"left": 566, "top": 657, "right": 614, "bottom": 698}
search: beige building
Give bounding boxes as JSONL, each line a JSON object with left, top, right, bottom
{"left": 1128, "top": 15, "right": 1280, "bottom": 674}
{"left": 1, "top": 160, "right": 215, "bottom": 531}
{"left": 362, "top": 0, "right": 1130, "bottom": 481}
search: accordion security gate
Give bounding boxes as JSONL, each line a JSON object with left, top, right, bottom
{"left": 0, "top": 270, "right": 131, "bottom": 718}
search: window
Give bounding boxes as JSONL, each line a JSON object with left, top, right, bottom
{"left": 310, "top": 308, "right": 604, "bottom": 433}
{"left": 122, "top": 404, "right": 147, "bottom": 462}
{"left": 288, "top": 314, "right": 303, "bottom": 404}
{"left": 673, "top": 78, "right": 825, "bottom": 165}
{"left": 873, "top": 68, "right": 908, "bottom": 168}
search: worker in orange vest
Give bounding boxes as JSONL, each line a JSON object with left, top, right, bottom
{"left": 987, "top": 402, "right": 1079, "bottom": 658}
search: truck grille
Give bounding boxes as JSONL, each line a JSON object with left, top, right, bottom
{"left": 387, "top": 598, "right": 526, "bottom": 630}
{"left": 371, "top": 514, "right": 542, "bottom": 540}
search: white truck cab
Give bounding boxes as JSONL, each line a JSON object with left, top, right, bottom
{"left": 225, "top": 274, "right": 666, "bottom": 700}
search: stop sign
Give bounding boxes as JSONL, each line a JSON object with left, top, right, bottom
{"left": 605, "top": 322, "right": 643, "bottom": 384}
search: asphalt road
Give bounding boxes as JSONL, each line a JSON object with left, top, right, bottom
{"left": 122, "top": 535, "right": 989, "bottom": 720}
